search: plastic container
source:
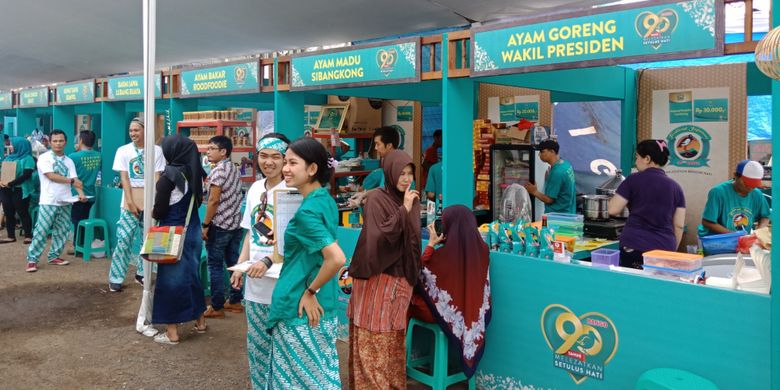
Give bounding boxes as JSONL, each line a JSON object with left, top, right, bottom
{"left": 699, "top": 231, "right": 747, "bottom": 256}
{"left": 643, "top": 265, "right": 703, "bottom": 280}
{"left": 591, "top": 248, "right": 620, "bottom": 268}
{"left": 643, "top": 250, "right": 703, "bottom": 271}
{"left": 545, "top": 212, "right": 584, "bottom": 223}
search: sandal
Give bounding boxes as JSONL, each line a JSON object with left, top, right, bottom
{"left": 23, "top": 238, "right": 32, "bottom": 244}
{"left": 153, "top": 333, "right": 179, "bottom": 345}
{"left": 193, "top": 324, "right": 208, "bottom": 334}
{"left": 0, "top": 238, "right": 17, "bottom": 244}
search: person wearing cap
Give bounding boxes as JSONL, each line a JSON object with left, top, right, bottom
{"left": 699, "top": 160, "right": 770, "bottom": 236}
{"left": 107, "top": 118, "right": 165, "bottom": 292}
{"left": 524, "top": 139, "right": 576, "bottom": 214}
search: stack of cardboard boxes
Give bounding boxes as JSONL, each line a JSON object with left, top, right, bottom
{"left": 473, "top": 119, "right": 495, "bottom": 209}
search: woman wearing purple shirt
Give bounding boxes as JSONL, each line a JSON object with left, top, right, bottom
{"left": 608, "top": 140, "right": 686, "bottom": 269}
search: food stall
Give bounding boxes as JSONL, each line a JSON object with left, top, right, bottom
{"left": 435, "top": 0, "right": 777, "bottom": 388}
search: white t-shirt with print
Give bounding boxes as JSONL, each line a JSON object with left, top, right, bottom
{"left": 113, "top": 143, "right": 165, "bottom": 209}
{"left": 240, "top": 178, "right": 289, "bottom": 304}
{"left": 37, "top": 151, "right": 78, "bottom": 206}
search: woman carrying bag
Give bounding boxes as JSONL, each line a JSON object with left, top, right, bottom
{"left": 0, "top": 137, "right": 36, "bottom": 244}
{"left": 151, "top": 135, "right": 207, "bottom": 345}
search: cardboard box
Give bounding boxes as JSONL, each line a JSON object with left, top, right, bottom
{"left": 327, "top": 96, "right": 382, "bottom": 133}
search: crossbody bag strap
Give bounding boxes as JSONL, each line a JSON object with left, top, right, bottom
{"left": 183, "top": 173, "right": 195, "bottom": 227}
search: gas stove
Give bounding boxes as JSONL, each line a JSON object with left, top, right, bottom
{"left": 583, "top": 218, "right": 626, "bottom": 240}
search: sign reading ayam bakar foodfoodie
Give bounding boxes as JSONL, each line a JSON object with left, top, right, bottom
{"left": 291, "top": 37, "right": 420, "bottom": 91}
{"left": 107, "top": 74, "right": 162, "bottom": 101}
{"left": 180, "top": 61, "right": 259, "bottom": 97}
{"left": 55, "top": 80, "right": 94, "bottom": 105}
{"left": 472, "top": 0, "right": 722, "bottom": 76}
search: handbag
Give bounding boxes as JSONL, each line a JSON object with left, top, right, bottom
{"left": 140, "top": 194, "right": 195, "bottom": 264}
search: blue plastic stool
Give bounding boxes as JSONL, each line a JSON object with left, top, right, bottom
{"left": 74, "top": 203, "right": 109, "bottom": 262}
{"left": 636, "top": 368, "right": 719, "bottom": 390}
{"left": 406, "top": 318, "right": 475, "bottom": 390}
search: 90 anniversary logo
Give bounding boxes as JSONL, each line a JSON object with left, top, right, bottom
{"left": 376, "top": 48, "right": 399, "bottom": 77}
{"left": 541, "top": 304, "right": 619, "bottom": 384}
{"left": 635, "top": 8, "right": 679, "bottom": 50}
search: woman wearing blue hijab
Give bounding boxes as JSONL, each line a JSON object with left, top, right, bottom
{"left": 0, "top": 137, "right": 36, "bottom": 243}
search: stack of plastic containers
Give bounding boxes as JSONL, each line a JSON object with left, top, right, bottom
{"left": 544, "top": 213, "right": 584, "bottom": 241}
{"left": 642, "top": 250, "right": 703, "bottom": 280}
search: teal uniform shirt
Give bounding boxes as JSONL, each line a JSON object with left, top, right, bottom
{"left": 424, "top": 162, "right": 442, "bottom": 202}
{"left": 69, "top": 149, "right": 101, "bottom": 198}
{"left": 698, "top": 181, "right": 770, "bottom": 236}
{"left": 362, "top": 168, "right": 385, "bottom": 190}
{"left": 268, "top": 187, "right": 339, "bottom": 329}
{"left": 544, "top": 159, "right": 576, "bottom": 213}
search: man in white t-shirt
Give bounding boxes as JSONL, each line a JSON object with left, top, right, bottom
{"left": 26, "top": 130, "right": 87, "bottom": 272}
{"left": 107, "top": 118, "right": 165, "bottom": 292}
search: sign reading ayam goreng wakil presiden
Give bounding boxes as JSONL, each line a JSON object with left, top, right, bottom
{"left": 291, "top": 38, "right": 420, "bottom": 91}
{"left": 472, "top": 0, "right": 723, "bottom": 76}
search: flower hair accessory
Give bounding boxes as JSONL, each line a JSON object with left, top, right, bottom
{"left": 656, "top": 139, "right": 668, "bottom": 151}
{"left": 327, "top": 157, "right": 339, "bottom": 169}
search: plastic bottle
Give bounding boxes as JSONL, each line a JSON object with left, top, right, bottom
{"left": 511, "top": 218, "right": 526, "bottom": 256}
{"left": 538, "top": 216, "right": 555, "bottom": 260}
{"left": 524, "top": 223, "right": 540, "bottom": 257}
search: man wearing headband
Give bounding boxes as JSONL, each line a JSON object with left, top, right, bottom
{"left": 107, "top": 117, "right": 165, "bottom": 292}
{"left": 202, "top": 135, "right": 244, "bottom": 318}
{"left": 699, "top": 159, "right": 770, "bottom": 236}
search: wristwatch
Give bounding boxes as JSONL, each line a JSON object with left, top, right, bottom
{"left": 306, "top": 287, "right": 318, "bottom": 296}
{"left": 260, "top": 256, "right": 273, "bottom": 268}
{"left": 201, "top": 222, "right": 211, "bottom": 228}
{"left": 69, "top": 178, "right": 75, "bottom": 185}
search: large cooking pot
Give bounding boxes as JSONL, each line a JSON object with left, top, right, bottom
{"left": 582, "top": 194, "right": 610, "bottom": 221}
{"left": 596, "top": 170, "right": 629, "bottom": 218}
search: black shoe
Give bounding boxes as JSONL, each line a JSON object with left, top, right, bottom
{"left": 135, "top": 275, "right": 144, "bottom": 286}
{"left": 109, "top": 283, "right": 123, "bottom": 292}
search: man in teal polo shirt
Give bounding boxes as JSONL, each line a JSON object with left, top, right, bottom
{"left": 361, "top": 126, "right": 399, "bottom": 190}
{"left": 699, "top": 160, "right": 770, "bottom": 236}
{"left": 524, "top": 139, "right": 576, "bottom": 214}
{"left": 425, "top": 147, "right": 442, "bottom": 202}
{"left": 68, "top": 130, "right": 101, "bottom": 253}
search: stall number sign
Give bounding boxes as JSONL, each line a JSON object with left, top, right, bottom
{"left": 0, "top": 92, "right": 12, "bottom": 110}
{"left": 291, "top": 39, "right": 419, "bottom": 90}
{"left": 56, "top": 80, "right": 94, "bottom": 105}
{"left": 472, "top": 0, "right": 719, "bottom": 75}
{"left": 180, "top": 62, "right": 259, "bottom": 97}
{"left": 108, "top": 74, "right": 162, "bottom": 101}
{"left": 541, "top": 304, "right": 619, "bottom": 384}
{"left": 19, "top": 88, "right": 49, "bottom": 108}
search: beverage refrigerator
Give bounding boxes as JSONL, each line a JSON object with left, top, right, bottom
{"left": 489, "top": 144, "right": 547, "bottom": 221}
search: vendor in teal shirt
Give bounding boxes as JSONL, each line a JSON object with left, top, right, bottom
{"left": 699, "top": 160, "right": 770, "bottom": 236}
{"left": 266, "top": 137, "right": 346, "bottom": 389}
{"left": 425, "top": 147, "right": 443, "bottom": 202}
{"left": 361, "top": 126, "right": 399, "bottom": 191}
{"left": 524, "top": 139, "right": 576, "bottom": 214}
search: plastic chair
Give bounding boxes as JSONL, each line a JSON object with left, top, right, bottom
{"left": 406, "top": 318, "right": 475, "bottom": 390}
{"left": 74, "top": 201, "right": 109, "bottom": 262}
{"left": 636, "top": 368, "right": 719, "bottom": 390}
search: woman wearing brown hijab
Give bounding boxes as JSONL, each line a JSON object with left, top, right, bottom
{"left": 347, "top": 150, "right": 421, "bottom": 389}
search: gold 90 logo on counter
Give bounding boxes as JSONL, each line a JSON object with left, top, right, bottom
{"left": 541, "top": 304, "right": 619, "bottom": 384}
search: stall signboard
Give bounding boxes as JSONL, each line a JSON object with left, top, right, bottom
{"left": 180, "top": 61, "right": 259, "bottom": 97}
{"left": 471, "top": 0, "right": 722, "bottom": 76}
{"left": 0, "top": 92, "right": 12, "bottom": 110}
{"left": 396, "top": 105, "right": 413, "bottom": 122}
{"left": 291, "top": 38, "right": 420, "bottom": 91}
{"left": 18, "top": 88, "right": 49, "bottom": 108}
{"left": 55, "top": 80, "right": 94, "bottom": 105}
{"left": 107, "top": 74, "right": 162, "bottom": 101}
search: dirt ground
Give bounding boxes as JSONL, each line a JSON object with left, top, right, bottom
{"left": 0, "top": 236, "right": 459, "bottom": 389}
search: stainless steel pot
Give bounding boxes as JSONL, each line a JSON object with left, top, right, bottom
{"left": 596, "top": 170, "right": 629, "bottom": 218}
{"left": 582, "top": 194, "right": 610, "bottom": 221}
